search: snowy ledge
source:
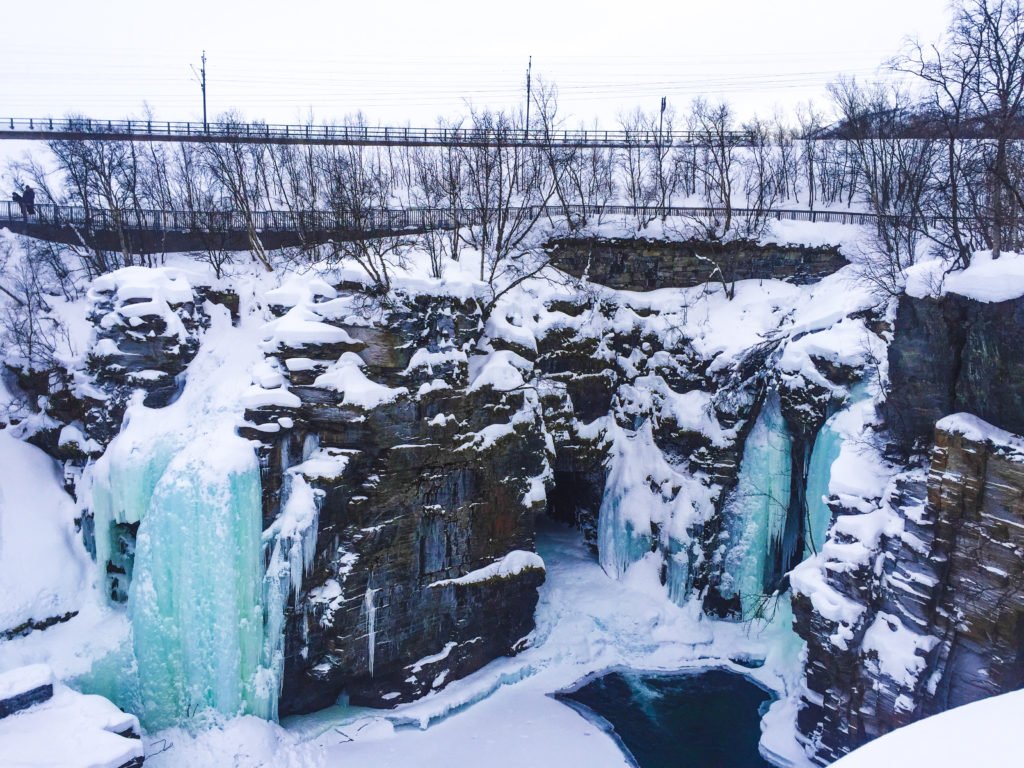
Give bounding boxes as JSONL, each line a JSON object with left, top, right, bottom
{"left": 905, "top": 251, "right": 1024, "bottom": 303}
{"left": 936, "top": 413, "right": 1024, "bottom": 456}
{"left": 429, "top": 551, "right": 545, "bottom": 588}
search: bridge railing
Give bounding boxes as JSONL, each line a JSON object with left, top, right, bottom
{"left": 1, "top": 199, "right": 933, "bottom": 235}
{"left": 0, "top": 116, "right": 755, "bottom": 147}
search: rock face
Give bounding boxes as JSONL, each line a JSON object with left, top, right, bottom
{"left": 792, "top": 414, "right": 1024, "bottom": 765}
{"left": 242, "top": 290, "right": 549, "bottom": 713}
{"left": 886, "top": 292, "right": 1024, "bottom": 451}
{"left": 547, "top": 237, "right": 847, "bottom": 291}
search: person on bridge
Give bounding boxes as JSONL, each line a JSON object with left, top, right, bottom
{"left": 22, "top": 185, "right": 35, "bottom": 216}
{"left": 11, "top": 190, "right": 25, "bottom": 219}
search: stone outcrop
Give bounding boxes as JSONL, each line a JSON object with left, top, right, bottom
{"left": 243, "top": 290, "right": 549, "bottom": 713}
{"left": 793, "top": 414, "right": 1024, "bottom": 764}
{"left": 547, "top": 237, "right": 847, "bottom": 291}
{"left": 886, "top": 292, "right": 1024, "bottom": 451}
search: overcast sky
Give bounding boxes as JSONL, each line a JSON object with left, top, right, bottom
{"left": 0, "top": 0, "right": 954, "bottom": 127}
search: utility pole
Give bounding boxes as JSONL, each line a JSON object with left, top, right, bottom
{"left": 200, "top": 51, "right": 208, "bottom": 133}
{"left": 525, "top": 56, "right": 532, "bottom": 140}
{"left": 659, "top": 96, "right": 666, "bottom": 143}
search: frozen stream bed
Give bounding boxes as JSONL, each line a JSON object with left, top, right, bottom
{"left": 144, "top": 519, "right": 810, "bottom": 767}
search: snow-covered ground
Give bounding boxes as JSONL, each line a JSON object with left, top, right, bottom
{"left": 831, "top": 689, "right": 1024, "bottom": 768}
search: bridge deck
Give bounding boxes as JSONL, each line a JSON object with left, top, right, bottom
{"left": 0, "top": 200, "right": 888, "bottom": 254}
{"left": 0, "top": 117, "right": 756, "bottom": 149}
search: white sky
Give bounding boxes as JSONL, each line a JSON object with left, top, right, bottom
{"left": 0, "top": 0, "right": 953, "bottom": 127}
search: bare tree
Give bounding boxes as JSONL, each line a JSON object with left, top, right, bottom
{"left": 737, "top": 115, "right": 784, "bottom": 237}
{"left": 0, "top": 237, "right": 73, "bottom": 372}
{"left": 897, "top": 0, "right": 1024, "bottom": 262}
{"left": 410, "top": 133, "right": 464, "bottom": 279}
{"left": 617, "top": 107, "right": 658, "bottom": 229}
{"left": 688, "top": 98, "right": 738, "bottom": 238}
{"left": 458, "top": 107, "right": 558, "bottom": 317}
{"left": 319, "top": 119, "right": 411, "bottom": 292}
{"left": 829, "top": 77, "right": 938, "bottom": 293}
{"left": 201, "top": 115, "right": 274, "bottom": 271}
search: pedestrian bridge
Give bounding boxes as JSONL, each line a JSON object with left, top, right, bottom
{"left": 0, "top": 200, "right": 885, "bottom": 254}
{"left": 0, "top": 116, "right": 755, "bottom": 149}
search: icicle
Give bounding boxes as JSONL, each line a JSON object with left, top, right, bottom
{"left": 258, "top": 470, "right": 323, "bottom": 717}
{"left": 364, "top": 586, "right": 378, "bottom": 678}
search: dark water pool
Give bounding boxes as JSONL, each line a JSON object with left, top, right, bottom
{"left": 558, "top": 668, "right": 774, "bottom": 768}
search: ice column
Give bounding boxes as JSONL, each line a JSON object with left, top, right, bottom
{"left": 597, "top": 425, "right": 658, "bottom": 579}
{"left": 803, "top": 420, "right": 843, "bottom": 558}
{"left": 364, "top": 586, "right": 378, "bottom": 678}
{"left": 720, "top": 391, "right": 793, "bottom": 619}
{"left": 127, "top": 436, "right": 269, "bottom": 730}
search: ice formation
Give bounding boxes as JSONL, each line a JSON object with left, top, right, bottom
{"left": 364, "top": 586, "right": 378, "bottom": 679}
{"left": 720, "top": 391, "right": 794, "bottom": 619}
{"left": 128, "top": 436, "right": 268, "bottom": 729}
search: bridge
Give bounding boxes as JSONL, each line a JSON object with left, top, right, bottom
{"left": 0, "top": 116, "right": 756, "bottom": 149}
{"left": 0, "top": 200, "right": 891, "bottom": 253}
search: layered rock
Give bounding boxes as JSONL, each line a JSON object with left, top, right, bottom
{"left": 793, "top": 414, "right": 1024, "bottom": 764}
{"left": 886, "top": 292, "right": 1024, "bottom": 451}
{"left": 242, "top": 287, "right": 549, "bottom": 713}
{"left": 548, "top": 237, "right": 847, "bottom": 291}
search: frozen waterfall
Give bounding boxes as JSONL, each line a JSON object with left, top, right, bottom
{"left": 719, "top": 391, "right": 794, "bottom": 620}
{"left": 128, "top": 435, "right": 269, "bottom": 730}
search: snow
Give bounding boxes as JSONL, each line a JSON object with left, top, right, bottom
{"left": 906, "top": 250, "right": 1024, "bottom": 303}
{"left": 0, "top": 678, "right": 144, "bottom": 768}
{"left": 937, "top": 412, "right": 1024, "bottom": 454}
{"left": 0, "top": 663, "right": 53, "bottom": 700}
{"left": 468, "top": 349, "right": 529, "bottom": 392}
{"left": 790, "top": 558, "right": 865, "bottom": 630}
{"left": 90, "top": 266, "right": 194, "bottom": 342}
{"left": 831, "top": 689, "right": 1024, "bottom": 768}
{"left": 262, "top": 305, "right": 359, "bottom": 351}
{"left": 429, "top": 551, "right": 545, "bottom": 587}
{"left": 0, "top": 429, "right": 91, "bottom": 633}
{"left": 861, "top": 612, "right": 938, "bottom": 688}
{"left": 313, "top": 352, "right": 408, "bottom": 408}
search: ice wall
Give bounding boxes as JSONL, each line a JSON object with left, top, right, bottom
{"left": 128, "top": 435, "right": 268, "bottom": 730}
{"left": 77, "top": 299, "right": 315, "bottom": 729}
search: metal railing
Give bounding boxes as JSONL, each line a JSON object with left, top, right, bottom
{"left": 0, "top": 116, "right": 757, "bottom": 148}
{"left": 0, "top": 200, "right": 910, "bottom": 236}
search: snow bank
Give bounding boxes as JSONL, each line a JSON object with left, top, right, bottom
{"left": 90, "top": 266, "right": 194, "bottom": 341}
{"left": 0, "top": 678, "right": 144, "bottom": 768}
{"left": 832, "top": 689, "right": 1024, "bottom": 768}
{"left": 0, "top": 430, "right": 90, "bottom": 633}
{"left": 314, "top": 352, "right": 408, "bottom": 408}
{"left": 937, "top": 412, "right": 1024, "bottom": 454}
{"left": 906, "top": 250, "right": 1024, "bottom": 303}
